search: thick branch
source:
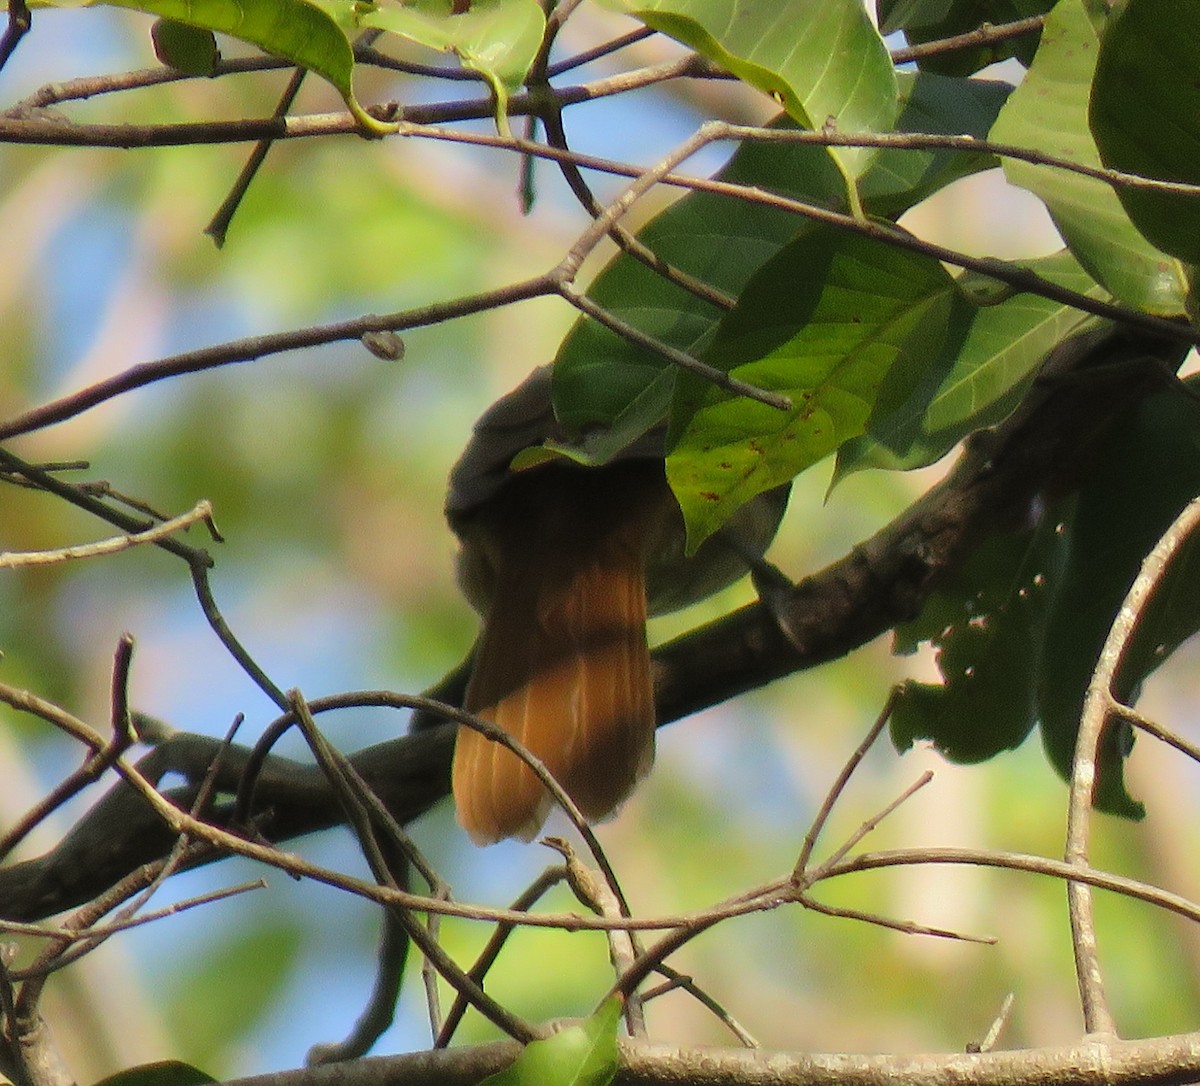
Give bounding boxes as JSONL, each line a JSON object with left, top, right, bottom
{"left": 214, "top": 1030, "right": 1200, "bottom": 1086}
{"left": 0, "top": 329, "right": 1184, "bottom": 923}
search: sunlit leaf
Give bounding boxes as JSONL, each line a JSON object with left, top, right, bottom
{"left": 598, "top": 0, "right": 897, "bottom": 180}
{"left": 1090, "top": 0, "right": 1200, "bottom": 265}
{"left": 666, "top": 226, "right": 955, "bottom": 548}
{"left": 31, "top": 0, "right": 390, "bottom": 133}
{"left": 354, "top": 0, "right": 545, "bottom": 133}
{"left": 835, "top": 250, "right": 1105, "bottom": 477}
{"left": 989, "top": 0, "right": 1188, "bottom": 314}
{"left": 481, "top": 997, "right": 622, "bottom": 1086}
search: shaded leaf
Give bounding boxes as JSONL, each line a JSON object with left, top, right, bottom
{"left": 553, "top": 72, "right": 1006, "bottom": 460}
{"left": 666, "top": 226, "right": 955, "bottom": 548}
{"left": 1089, "top": 0, "right": 1200, "bottom": 265}
{"left": 150, "top": 18, "right": 220, "bottom": 74}
{"left": 92, "top": 1062, "right": 216, "bottom": 1086}
{"left": 858, "top": 72, "right": 1011, "bottom": 217}
{"left": 1039, "top": 383, "right": 1200, "bottom": 817}
{"left": 892, "top": 515, "right": 1066, "bottom": 761}
{"left": 989, "top": 0, "right": 1188, "bottom": 314}
{"left": 482, "top": 997, "right": 622, "bottom": 1086}
{"left": 879, "top": 0, "right": 1052, "bottom": 76}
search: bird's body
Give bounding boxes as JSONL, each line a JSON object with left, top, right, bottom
{"left": 447, "top": 366, "right": 787, "bottom": 844}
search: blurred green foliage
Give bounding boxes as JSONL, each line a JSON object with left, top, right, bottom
{"left": 1, "top": 8, "right": 1199, "bottom": 1085}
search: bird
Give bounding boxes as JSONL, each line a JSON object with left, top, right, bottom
{"left": 446, "top": 365, "right": 789, "bottom": 844}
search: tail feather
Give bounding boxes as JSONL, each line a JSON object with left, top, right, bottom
{"left": 452, "top": 534, "right": 655, "bottom": 845}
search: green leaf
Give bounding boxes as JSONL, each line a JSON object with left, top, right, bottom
{"left": 354, "top": 0, "right": 545, "bottom": 134}
{"left": 31, "top": 0, "right": 390, "bottom": 134}
{"left": 1089, "top": 0, "right": 1200, "bottom": 265}
{"left": 989, "top": 0, "right": 1188, "bottom": 315}
{"left": 552, "top": 72, "right": 1007, "bottom": 459}
{"left": 858, "top": 72, "right": 1012, "bottom": 217}
{"left": 150, "top": 17, "right": 220, "bottom": 74}
{"left": 879, "top": 0, "right": 1052, "bottom": 76}
{"left": 892, "top": 515, "right": 1067, "bottom": 762}
{"left": 1039, "top": 383, "right": 1200, "bottom": 817}
{"left": 91, "top": 1062, "right": 216, "bottom": 1086}
{"left": 600, "top": 0, "right": 897, "bottom": 180}
{"left": 666, "top": 226, "right": 956, "bottom": 549}
{"left": 482, "top": 997, "right": 622, "bottom": 1086}
{"left": 835, "top": 250, "right": 1105, "bottom": 477}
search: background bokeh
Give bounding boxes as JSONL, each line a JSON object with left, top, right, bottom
{"left": 1, "top": 9, "right": 1199, "bottom": 1080}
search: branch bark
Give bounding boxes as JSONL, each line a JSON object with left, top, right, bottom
{"left": 212, "top": 1031, "right": 1200, "bottom": 1086}
{"left": 0, "top": 328, "right": 1185, "bottom": 924}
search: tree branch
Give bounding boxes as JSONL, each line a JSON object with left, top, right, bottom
{"left": 0, "top": 328, "right": 1184, "bottom": 924}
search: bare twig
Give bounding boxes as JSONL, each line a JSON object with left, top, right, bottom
{"left": 0, "top": 0, "right": 30, "bottom": 73}
{"left": 1065, "top": 494, "right": 1200, "bottom": 1034}
{"left": 435, "top": 866, "right": 567, "bottom": 1048}
{"left": 795, "top": 691, "right": 898, "bottom": 877}
{"left": 206, "top": 67, "right": 307, "bottom": 247}
{"left": 0, "top": 501, "right": 217, "bottom": 568}
{"left": 0, "top": 276, "right": 558, "bottom": 441}
{"left": 286, "top": 691, "right": 540, "bottom": 1046}
{"left": 1111, "top": 704, "right": 1200, "bottom": 766}
{"left": 969, "top": 993, "right": 1015, "bottom": 1054}
{"left": 891, "top": 15, "right": 1046, "bottom": 65}
{"left": 544, "top": 837, "right": 645, "bottom": 1037}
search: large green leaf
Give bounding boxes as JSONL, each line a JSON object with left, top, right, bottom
{"left": 666, "top": 226, "right": 956, "bottom": 548}
{"left": 552, "top": 72, "right": 1008, "bottom": 460}
{"left": 858, "top": 73, "right": 1011, "bottom": 217}
{"left": 353, "top": 0, "right": 545, "bottom": 133}
{"left": 1089, "top": 0, "right": 1200, "bottom": 265}
{"left": 989, "top": 0, "right": 1188, "bottom": 315}
{"left": 31, "top": 0, "right": 386, "bottom": 133}
{"left": 835, "top": 250, "right": 1105, "bottom": 476}
{"left": 481, "top": 997, "right": 622, "bottom": 1086}
{"left": 599, "top": 0, "right": 898, "bottom": 179}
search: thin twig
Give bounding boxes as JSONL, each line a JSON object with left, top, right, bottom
{"left": 969, "top": 993, "right": 1016, "bottom": 1054}
{"left": 0, "top": 0, "right": 31, "bottom": 72}
{"left": 0, "top": 501, "right": 216, "bottom": 568}
{"left": 795, "top": 690, "right": 898, "bottom": 878}
{"left": 435, "top": 866, "right": 568, "bottom": 1048}
{"left": 1111, "top": 704, "right": 1200, "bottom": 766}
{"left": 0, "top": 275, "right": 559, "bottom": 441}
{"left": 798, "top": 894, "right": 994, "bottom": 945}
{"left": 287, "top": 691, "right": 540, "bottom": 1045}
{"left": 546, "top": 26, "right": 656, "bottom": 77}
{"left": 812, "top": 771, "right": 935, "bottom": 879}
{"left": 1065, "top": 494, "right": 1200, "bottom": 1034}
{"left": 891, "top": 15, "right": 1045, "bottom": 65}
{"left": 206, "top": 67, "right": 308, "bottom": 247}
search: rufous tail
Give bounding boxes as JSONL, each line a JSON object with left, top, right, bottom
{"left": 452, "top": 528, "right": 655, "bottom": 844}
